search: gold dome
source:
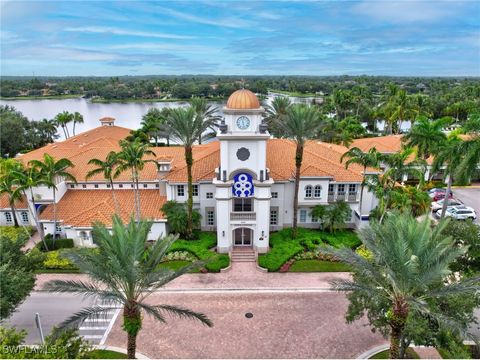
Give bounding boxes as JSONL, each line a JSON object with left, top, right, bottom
{"left": 226, "top": 89, "right": 260, "bottom": 109}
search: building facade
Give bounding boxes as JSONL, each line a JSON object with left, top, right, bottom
{"left": 1, "top": 90, "right": 378, "bottom": 251}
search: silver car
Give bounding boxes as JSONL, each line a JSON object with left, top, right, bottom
{"left": 436, "top": 206, "right": 477, "bottom": 220}
{"left": 431, "top": 198, "right": 463, "bottom": 212}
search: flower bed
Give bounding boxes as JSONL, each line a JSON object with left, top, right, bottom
{"left": 258, "top": 228, "right": 360, "bottom": 272}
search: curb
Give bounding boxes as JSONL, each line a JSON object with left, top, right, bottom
{"left": 94, "top": 345, "right": 150, "bottom": 359}
{"left": 356, "top": 344, "right": 389, "bottom": 359}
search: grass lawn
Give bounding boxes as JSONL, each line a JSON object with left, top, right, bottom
{"left": 87, "top": 349, "right": 128, "bottom": 359}
{"left": 258, "top": 227, "right": 360, "bottom": 272}
{"left": 289, "top": 260, "right": 351, "bottom": 272}
{"left": 269, "top": 89, "right": 317, "bottom": 97}
{"left": 0, "top": 94, "right": 82, "bottom": 100}
{"left": 370, "top": 349, "right": 419, "bottom": 359}
{"left": 168, "top": 232, "right": 229, "bottom": 272}
{"left": 158, "top": 260, "right": 196, "bottom": 271}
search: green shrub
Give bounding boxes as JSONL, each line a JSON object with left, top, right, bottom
{"left": 356, "top": 244, "right": 373, "bottom": 260}
{"left": 161, "top": 200, "right": 201, "bottom": 239}
{"left": 161, "top": 251, "right": 197, "bottom": 262}
{"left": 0, "top": 226, "right": 33, "bottom": 242}
{"left": 37, "top": 237, "right": 75, "bottom": 252}
{"left": 258, "top": 228, "right": 360, "bottom": 272}
{"left": 168, "top": 232, "right": 229, "bottom": 272}
{"left": 43, "top": 250, "right": 78, "bottom": 270}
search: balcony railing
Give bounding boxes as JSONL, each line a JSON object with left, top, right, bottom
{"left": 230, "top": 212, "right": 256, "bottom": 221}
{"left": 347, "top": 193, "right": 358, "bottom": 202}
{"left": 328, "top": 192, "right": 359, "bottom": 202}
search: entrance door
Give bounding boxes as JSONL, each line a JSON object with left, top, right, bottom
{"left": 234, "top": 228, "right": 252, "bottom": 246}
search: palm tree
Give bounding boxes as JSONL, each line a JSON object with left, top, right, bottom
{"left": 403, "top": 116, "right": 448, "bottom": 159}
{"left": 388, "top": 90, "right": 417, "bottom": 134}
{"left": 165, "top": 107, "right": 216, "bottom": 239}
{"left": 275, "top": 104, "right": 321, "bottom": 238}
{"left": 432, "top": 135, "right": 463, "bottom": 219}
{"left": 382, "top": 147, "right": 427, "bottom": 186}
{"left": 44, "top": 216, "right": 212, "bottom": 359}
{"left": 323, "top": 213, "right": 479, "bottom": 358}
{"left": 115, "top": 140, "right": 156, "bottom": 222}
{"left": 39, "top": 118, "right": 59, "bottom": 143}
{"left": 28, "top": 154, "right": 77, "bottom": 241}
{"left": 263, "top": 96, "right": 291, "bottom": 137}
{"left": 11, "top": 164, "right": 52, "bottom": 249}
{"left": 190, "top": 97, "right": 221, "bottom": 144}
{"left": 54, "top": 111, "right": 73, "bottom": 139}
{"left": 86, "top": 152, "right": 121, "bottom": 213}
{"left": 341, "top": 147, "right": 382, "bottom": 215}
{"left": 0, "top": 159, "right": 24, "bottom": 227}
{"left": 71, "top": 112, "right": 84, "bottom": 136}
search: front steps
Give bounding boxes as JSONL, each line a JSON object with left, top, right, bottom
{"left": 231, "top": 247, "right": 256, "bottom": 263}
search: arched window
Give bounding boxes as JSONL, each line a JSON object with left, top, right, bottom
{"left": 314, "top": 185, "right": 322, "bottom": 198}
{"left": 305, "top": 185, "right": 312, "bottom": 198}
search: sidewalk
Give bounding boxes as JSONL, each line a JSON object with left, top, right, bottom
{"left": 35, "top": 262, "right": 350, "bottom": 291}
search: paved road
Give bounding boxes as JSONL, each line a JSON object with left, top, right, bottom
{"left": 452, "top": 187, "right": 480, "bottom": 223}
{"left": 4, "top": 293, "right": 119, "bottom": 345}
{"left": 106, "top": 290, "right": 386, "bottom": 359}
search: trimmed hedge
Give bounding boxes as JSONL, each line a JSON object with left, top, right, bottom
{"left": 36, "top": 238, "right": 75, "bottom": 251}
{"left": 168, "top": 232, "right": 229, "bottom": 272}
{"left": 258, "top": 228, "right": 361, "bottom": 272}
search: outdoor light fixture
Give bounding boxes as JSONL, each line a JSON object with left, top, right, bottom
{"left": 261, "top": 230, "right": 264, "bottom": 236}
{"left": 222, "top": 230, "right": 225, "bottom": 237}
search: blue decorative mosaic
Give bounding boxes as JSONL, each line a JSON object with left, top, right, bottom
{"left": 232, "top": 173, "right": 254, "bottom": 197}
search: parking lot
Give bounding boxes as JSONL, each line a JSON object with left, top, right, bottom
{"left": 451, "top": 187, "right": 480, "bottom": 223}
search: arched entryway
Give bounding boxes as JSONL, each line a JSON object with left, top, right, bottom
{"left": 233, "top": 227, "right": 253, "bottom": 247}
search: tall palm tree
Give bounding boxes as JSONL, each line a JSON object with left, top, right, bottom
{"left": 0, "top": 159, "right": 24, "bottom": 227}
{"left": 44, "top": 216, "right": 212, "bottom": 359}
{"left": 190, "top": 97, "right": 221, "bottom": 144}
{"left": 165, "top": 107, "right": 217, "bottom": 239}
{"left": 86, "top": 151, "right": 121, "bottom": 213}
{"left": 264, "top": 96, "right": 291, "bottom": 137}
{"left": 115, "top": 140, "right": 156, "bottom": 222}
{"left": 403, "top": 116, "right": 448, "bottom": 159}
{"left": 11, "top": 164, "right": 53, "bottom": 248}
{"left": 388, "top": 90, "right": 417, "bottom": 134}
{"left": 54, "top": 111, "right": 73, "bottom": 139}
{"left": 28, "top": 154, "right": 77, "bottom": 241}
{"left": 432, "top": 135, "right": 463, "bottom": 219}
{"left": 323, "top": 214, "right": 479, "bottom": 358}
{"left": 71, "top": 112, "right": 84, "bottom": 136}
{"left": 341, "top": 147, "right": 382, "bottom": 215}
{"left": 275, "top": 104, "right": 321, "bottom": 238}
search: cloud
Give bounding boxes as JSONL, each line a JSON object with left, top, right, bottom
{"left": 158, "top": 7, "right": 255, "bottom": 29}
{"left": 352, "top": 0, "right": 464, "bottom": 23}
{"left": 64, "top": 26, "right": 195, "bottom": 39}
{"left": 110, "top": 42, "right": 219, "bottom": 54}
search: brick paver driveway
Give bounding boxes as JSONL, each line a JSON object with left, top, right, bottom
{"left": 105, "top": 291, "right": 385, "bottom": 359}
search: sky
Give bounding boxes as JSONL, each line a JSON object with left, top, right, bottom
{"left": 1, "top": 0, "right": 479, "bottom": 76}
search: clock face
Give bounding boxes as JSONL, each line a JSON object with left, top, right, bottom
{"left": 236, "top": 116, "right": 250, "bottom": 130}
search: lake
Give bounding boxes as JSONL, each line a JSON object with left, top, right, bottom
{"left": 0, "top": 93, "right": 316, "bottom": 139}
{"left": 0, "top": 94, "right": 405, "bottom": 138}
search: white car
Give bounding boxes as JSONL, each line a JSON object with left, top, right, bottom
{"left": 436, "top": 206, "right": 477, "bottom": 220}
{"left": 431, "top": 198, "right": 463, "bottom": 212}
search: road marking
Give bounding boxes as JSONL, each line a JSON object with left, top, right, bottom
{"left": 79, "top": 326, "right": 109, "bottom": 331}
{"left": 100, "top": 308, "right": 121, "bottom": 346}
{"left": 82, "top": 335, "right": 104, "bottom": 340}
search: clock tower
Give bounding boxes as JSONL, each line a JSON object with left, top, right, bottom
{"left": 214, "top": 89, "right": 272, "bottom": 254}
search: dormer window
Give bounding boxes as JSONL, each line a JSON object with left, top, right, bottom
{"left": 157, "top": 160, "right": 172, "bottom": 172}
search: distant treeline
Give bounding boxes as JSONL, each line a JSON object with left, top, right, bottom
{"left": 1, "top": 75, "right": 479, "bottom": 102}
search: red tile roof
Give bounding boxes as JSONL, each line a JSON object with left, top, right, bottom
{"left": 39, "top": 190, "right": 166, "bottom": 227}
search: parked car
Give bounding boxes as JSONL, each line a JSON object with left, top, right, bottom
{"left": 428, "top": 188, "right": 445, "bottom": 194}
{"left": 431, "top": 191, "right": 454, "bottom": 202}
{"left": 436, "top": 206, "right": 477, "bottom": 220}
{"left": 431, "top": 198, "right": 463, "bottom": 211}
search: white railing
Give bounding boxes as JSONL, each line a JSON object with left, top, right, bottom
{"left": 230, "top": 212, "right": 256, "bottom": 221}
